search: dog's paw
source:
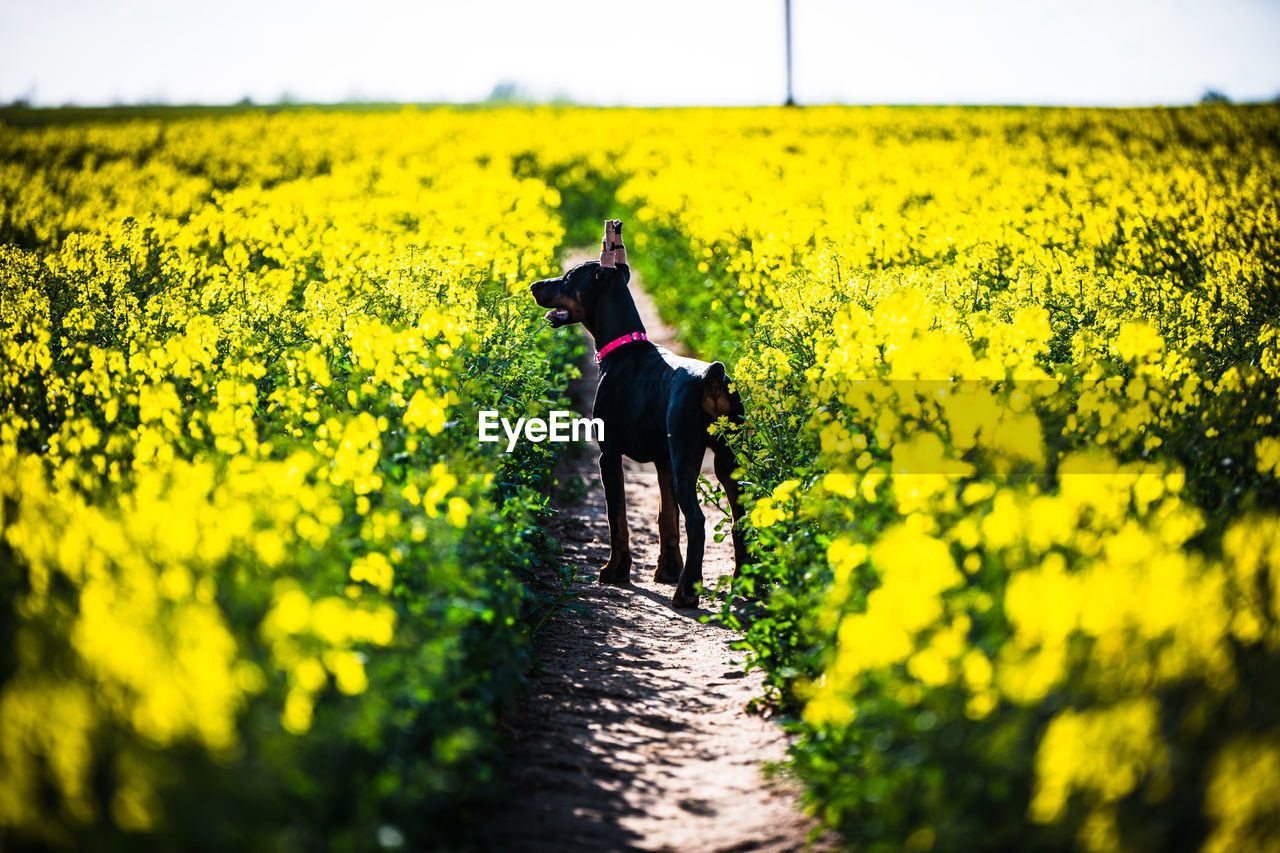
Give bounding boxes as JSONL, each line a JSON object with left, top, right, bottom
{"left": 671, "top": 588, "right": 700, "bottom": 609}
{"left": 598, "top": 561, "right": 631, "bottom": 586}
{"left": 652, "top": 558, "right": 682, "bottom": 585}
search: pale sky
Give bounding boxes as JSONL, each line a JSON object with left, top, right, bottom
{"left": 2, "top": 0, "right": 1279, "bottom": 107}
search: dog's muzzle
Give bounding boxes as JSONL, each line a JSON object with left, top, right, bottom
{"left": 530, "top": 279, "right": 572, "bottom": 326}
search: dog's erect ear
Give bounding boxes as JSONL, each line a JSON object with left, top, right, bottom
{"left": 600, "top": 219, "right": 628, "bottom": 269}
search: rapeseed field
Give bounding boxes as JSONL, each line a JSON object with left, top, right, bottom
{"left": 2, "top": 103, "right": 1278, "bottom": 851}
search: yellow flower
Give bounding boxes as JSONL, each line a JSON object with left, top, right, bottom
{"left": 349, "top": 552, "right": 394, "bottom": 593}
{"left": 822, "top": 469, "right": 859, "bottom": 497}
{"left": 1257, "top": 436, "right": 1280, "bottom": 477}
{"left": 446, "top": 497, "right": 471, "bottom": 528}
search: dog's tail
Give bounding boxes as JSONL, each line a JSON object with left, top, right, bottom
{"left": 701, "top": 361, "right": 743, "bottom": 421}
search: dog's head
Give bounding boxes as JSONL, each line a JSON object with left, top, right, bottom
{"left": 529, "top": 261, "right": 631, "bottom": 333}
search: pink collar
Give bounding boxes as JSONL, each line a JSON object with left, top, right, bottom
{"left": 595, "top": 331, "right": 649, "bottom": 364}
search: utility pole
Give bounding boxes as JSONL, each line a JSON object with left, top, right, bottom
{"left": 784, "top": 0, "right": 796, "bottom": 106}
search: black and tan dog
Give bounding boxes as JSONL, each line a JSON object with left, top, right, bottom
{"left": 530, "top": 220, "right": 748, "bottom": 609}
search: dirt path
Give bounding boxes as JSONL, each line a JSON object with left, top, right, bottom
{"left": 492, "top": 254, "right": 832, "bottom": 852}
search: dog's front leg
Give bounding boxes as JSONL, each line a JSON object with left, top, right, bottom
{"left": 670, "top": 448, "right": 706, "bottom": 609}
{"left": 598, "top": 451, "right": 632, "bottom": 585}
{"left": 652, "top": 455, "right": 684, "bottom": 584}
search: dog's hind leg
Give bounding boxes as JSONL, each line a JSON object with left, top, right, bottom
{"left": 652, "top": 453, "right": 684, "bottom": 585}
{"left": 598, "top": 451, "right": 632, "bottom": 585}
{"left": 712, "top": 437, "right": 749, "bottom": 578}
